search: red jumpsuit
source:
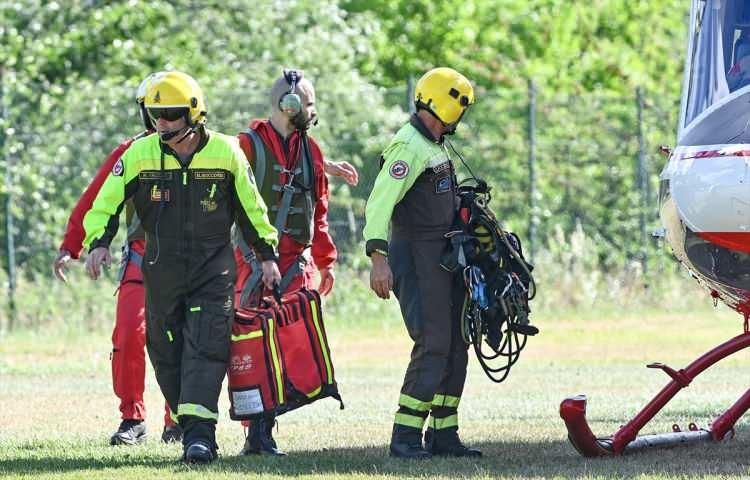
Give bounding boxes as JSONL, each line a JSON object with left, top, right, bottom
{"left": 234, "top": 119, "right": 337, "bottom": 300}
{"left": 60, "top": 133, "right": 175, "bottom": 427}
{"left": 235, "top": 120, "right": 337, "bottom": 430}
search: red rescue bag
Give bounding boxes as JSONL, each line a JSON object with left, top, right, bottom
{"left": 227, "top": 289, "right": 343, "bottom": 420}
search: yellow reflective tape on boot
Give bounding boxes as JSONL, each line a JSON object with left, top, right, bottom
{"left": 394, "top": 412, "right": 426, "bottom": 429}
{"left": 177, "top": 403, "right": 219, "bottom": 420}
{"left": 432, "top": 394, "right": 460, "bottom": 408}
{"left": 231, "top": 330, "right": 263, "bottom": 342}
{"left": 310, "top": 299, "right": 333, "bottom": 383}
{"left": 399, "top": 393, "right": 431, "bottom": 412}
{"left": 267, "top": 318, "right": 284, "bottom": 405}
{"left": 190, "top": 306, "right": 201, "bottom": 312}
{"left": 429, "top": 414, "right": 458, "bottom": 430}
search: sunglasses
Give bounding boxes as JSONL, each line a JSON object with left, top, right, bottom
{"left": 147, "top": 107, "right": 188, "bottom": 122}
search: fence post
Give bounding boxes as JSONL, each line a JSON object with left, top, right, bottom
{"left": 527, "top": 79, "right": 538, "bottom": 262}
{"left": 1, "top": 66, "right": 16, "bottom": 331}
{"left": 346, "top": 203, "right": 357, "bottom": 239}
{"left": 406, "top": 75, "right": 416, "bottom": 113}
{"left": 636, "top": 87, "right": 648, "bottom": 274}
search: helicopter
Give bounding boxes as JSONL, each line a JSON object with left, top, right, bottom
{"left": 560, "top": 0, "right": 750, "bottom": 456}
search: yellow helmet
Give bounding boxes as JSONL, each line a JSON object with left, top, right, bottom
{"left": 135, "top": 72, "right": 166, "bottom": 105}
{"left": 143, "top": 71, "right": 207, "bottom": 126}
{"left": 414, "top": 67, "right": 475, "bottom": 128}
{"left": 135, "top": 72, "right": 166, "bottom": 131}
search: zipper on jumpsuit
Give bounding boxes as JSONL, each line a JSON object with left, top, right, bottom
{"left": 181, "top": 166, "right": 190, "bottom": 265}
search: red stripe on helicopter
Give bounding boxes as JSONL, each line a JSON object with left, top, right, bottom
{"left": 678, "top": 150, "right": 750, "bottom": 160}
{"left": 697, "top": 232, "right": 750, "bottom": 254}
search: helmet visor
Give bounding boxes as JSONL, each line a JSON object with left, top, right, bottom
{"left": 147, "top": 107, "right": 189, "bottom": 123}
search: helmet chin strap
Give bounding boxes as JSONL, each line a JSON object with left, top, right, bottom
{"left": 159, "top": 110, "right": 201, "bottom": 143}
{"left": 175, "top": 124, "right": 199, "bottom": 144}
{"left": 159, "top": 124, "right": 196, "bottom": 143}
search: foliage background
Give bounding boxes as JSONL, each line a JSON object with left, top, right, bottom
{"left": 0, "top": 0, "right": 711, "bottom": 331}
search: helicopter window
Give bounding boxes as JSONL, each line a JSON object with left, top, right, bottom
{"left": 684, "top": 0, "right": 749, "bottom": 127}
{"left": 685, "top": 229, "right": 750, "bottom": 291}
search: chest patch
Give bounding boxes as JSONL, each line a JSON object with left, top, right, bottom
{"left": 139, "top": 171, "right": 173, "bottom": 181}
{"left": 194, "top": 171, "right": 227, "bottom": 180}
{"left": 150, "top": 185, "right": 170, "bottom": 202}
{"left": 200, "top": 198, "right": 218, "bottom": 212}
{"left": 435, "top": 176, "right": 452, "bottom": 194}
{"left": 389, "top": 160, "right": 409, "bottom": 179}
{"left": 432, "top": 161, "right": 450, "bottom": 174}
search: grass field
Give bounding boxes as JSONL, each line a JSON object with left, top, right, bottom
{"left": 2, "top": 296, "right": 750, "bottom": 479}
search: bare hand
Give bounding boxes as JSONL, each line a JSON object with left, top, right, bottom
{"left": 261, "top": 260, "right": 282, "bottom": 290}
{"left": 318, "top": 266, "right": 335, "bottom": 296}
{"left": 324, "top": 160, "right": 359, "bottom": 186}
{"left": 53, "top": 250, "right": 72, "bottom": 283}
{"left": 85, "top": 247, "right": 112, "bottom": 280}
{"left": 369, "top": 252, "right": 393, "bottom": 299}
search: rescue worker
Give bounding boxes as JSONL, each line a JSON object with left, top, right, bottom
{"left": 52, "top": 72, "right": 182, "bottom": 445}
{"left": 364, "top": 67, "right": 481, "bottom": 459}
{"left": 83, "top": 71, "right": 280, "bottom": 464}
{"left": 234, "top": 69, "right": 344, "bottom": 456}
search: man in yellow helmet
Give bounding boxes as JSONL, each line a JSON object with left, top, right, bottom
{"left": 53, "top": 72, "right": 183, "bottom": 446}
{"left": 82, "top": 71, "right": 280, "bottom": 464}
{"left": 364, "top": 67, "right": 481, "bottom": 459}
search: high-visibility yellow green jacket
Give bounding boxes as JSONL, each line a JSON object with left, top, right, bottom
{"left": 83, "top": 129, "right": 278, "bottom": 260}
{"left": 363, "top": 115, "right": 456, "bottom": 256}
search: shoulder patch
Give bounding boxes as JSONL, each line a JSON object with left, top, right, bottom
{"left": 112, "top": 159, "right": 124, "bottom": 177}
{"left": 389, "top": 160, "right": 410, "bottom": 180}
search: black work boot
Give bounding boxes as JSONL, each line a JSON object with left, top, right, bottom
{"left": 240, "top": 416, "right": 286, "bottom": 456}
{"left": 161, "top": 424, "right": 183, "bottom": 443}
{"left": 181, "top": 419, "right": 219, "bottom": 464}
{"left": 183, "top": 440, "right": 217, "bottom": 464}
{"left": 389, "top": 424, "right": 431, "bottom": 459}
{"left": 110, "top": 419, "right": 147, "bottom": 446}
{"left": 424, "top": 427, "right": 482, "bottom": 457}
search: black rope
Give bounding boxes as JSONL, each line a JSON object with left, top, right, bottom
{"left": 456, "top": 182, "right": 538, "bottom": 383}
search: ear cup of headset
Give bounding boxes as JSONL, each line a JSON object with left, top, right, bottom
{"left": 279, "top": 69, "right": 304, "bottom": 117}
{"left": 279, "top": 92, "right": 302, "bottom": 117}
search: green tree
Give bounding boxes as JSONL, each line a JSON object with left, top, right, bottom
{"left": 0, "top": 0, "right": 401, "bottom": 277}
{"left": 344, "top": 0, "right": 687, "bottom": 266}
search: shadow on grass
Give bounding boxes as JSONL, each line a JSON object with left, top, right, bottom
{"left": 3, "top": 431, "right": 750, "bottom": 478}
{"left": 0, "top": 454, "right": 179, "bottom": 474}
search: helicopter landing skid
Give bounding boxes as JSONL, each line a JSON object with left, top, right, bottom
{"left": 560, "top": 332, "right": 750, "bottom": 456}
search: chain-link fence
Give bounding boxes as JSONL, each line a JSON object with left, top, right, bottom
{"left": 326, "top": 78, "right": 679, "bottom": 268}
{"left": 1, "top": 74, "right": 680, "bottom": 329}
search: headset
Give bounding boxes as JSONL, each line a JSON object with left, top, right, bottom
{"left": 279, "top": 69, "right": 304, "bottom": 118}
